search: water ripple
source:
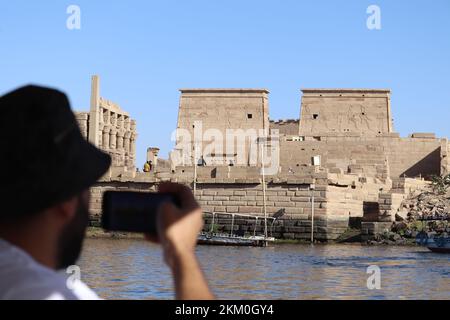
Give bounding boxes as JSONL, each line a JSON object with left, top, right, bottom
{"left": 78, "top": 240, "right": 450, "bottom": 300}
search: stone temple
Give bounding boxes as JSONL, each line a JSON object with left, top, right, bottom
{"left": 78, "top": 76, "right": 449, "bottom": 241}
{"left": 75, "top": 76, "right": 137, "bottom": 174}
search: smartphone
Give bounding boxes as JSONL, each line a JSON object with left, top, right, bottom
{"left": 101, "top": 191, "right": 178, "bottom": 234}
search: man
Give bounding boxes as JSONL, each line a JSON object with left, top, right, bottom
{"left": 0, "top": 85, "right": 213, "bottom": 300}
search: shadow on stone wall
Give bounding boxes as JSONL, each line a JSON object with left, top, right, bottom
{"left": 401, "top": 148, "right": 440, "bottom": 179}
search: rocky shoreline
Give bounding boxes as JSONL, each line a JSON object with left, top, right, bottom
{"left": 86, "top": 227, "right": 145, "bottom": 240}
{"left": 362, "top": 186, "right": 450, "bottom": 246}
{"left": 85, "top": 227, "right": 422, "bottom": 246}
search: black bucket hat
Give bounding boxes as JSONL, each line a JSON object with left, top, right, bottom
{"left": 0, "top": 85, "right": 111, "bottom": 220}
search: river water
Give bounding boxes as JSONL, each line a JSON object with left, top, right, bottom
{"left": 78, "top": 238, "right": 449, "bottom": 300}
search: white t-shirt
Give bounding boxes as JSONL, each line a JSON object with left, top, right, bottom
{"left": 0, "top": 238, "right": 100, "bottom": 300}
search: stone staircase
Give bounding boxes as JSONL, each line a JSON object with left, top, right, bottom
{"left": 361, "top": 177, "right": 430, "bottom": 240}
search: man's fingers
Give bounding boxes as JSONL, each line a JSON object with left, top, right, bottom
{"left": 158, "top": 201, "right": 178, "bottom": 217}
{"left": 158, "top": 182, "right": 200, "bottom": 211}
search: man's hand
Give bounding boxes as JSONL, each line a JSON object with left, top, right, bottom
{"left": 154, "top": 182, "right": 203, "bottom": 267}
{"left": 145, "top": 182, "right": 214, "bottom": 300}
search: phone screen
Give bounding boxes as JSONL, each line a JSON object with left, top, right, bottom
{"left": 101, "top": 191, "right": 176, "bottom": 234}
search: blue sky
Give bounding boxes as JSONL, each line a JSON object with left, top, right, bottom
{"left": 1, "top": 0, "right": 449, "bottom": 166}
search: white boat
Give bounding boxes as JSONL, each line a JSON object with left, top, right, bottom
{"left": 197, "top": 211, "right": 279, "bottom": 247}
{"left": 198, "top": 231, "right": 275, "bottom": 247}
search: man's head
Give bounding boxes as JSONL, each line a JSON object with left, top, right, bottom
{"left": 0, "top": 85, "right": 111, "bottom": 269}
{"left": 0, "top": 189, "right": 91, "bottom": 269}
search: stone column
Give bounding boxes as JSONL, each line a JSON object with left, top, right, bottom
{"left": 124, "top": 131, "right": 131, "bottom": 153}
{"left": 130, "top": 120, "right": 137, "bottom": 158}
{"left": 124, "top": 152, "right": 130, "bottom": 169}
{"left": 130, "top": 133, "right": 137, "bottom": 159}
{"left": 117, "top": 129, "right": 125, "bottom": 150}
{"left": 98, "top": 123, "right": 104, "bottom": 147}
{"left": 75, "top": 113, "right": 89, "bottom": 139}
{"left": 103, "top": 125, "right": 111, "bottom": 150}
{"left": 110, "top": 128, "right": 117, "bottom": 150}
{"left": 117, "top": 130, "right": 125, "bottom": 167}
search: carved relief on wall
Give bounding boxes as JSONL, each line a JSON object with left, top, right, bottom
{"left": 302, "top": 103, "right": 384, "bottom": 134}
{"left": 346, "top": 105, "right": 376, "bottom": 132}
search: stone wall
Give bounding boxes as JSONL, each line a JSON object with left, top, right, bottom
{"left": 169, "top": 87, "right": 445, "bottom": 181}
{"left": 277, "top": 135, "right": 441, "bottom": 179}
{"left": 96, "top": 179, "right": 348, "bottom": 241}
{"left": 361, "top": 222, "right": 392, "bottom": 241}
{"left": 89, "top": 174, "right": 429, "bottom": 241}
{"left": 194, "top": 182, "right": 323, "bottom": 219}
{"left": 379, "top": 137, "right": 441, "bottom": 178}
{"left": 391, "top": 177, "right": 430, "bottom": 194}
{"left": 376, "top": 192, "right": 408, "bottom": 222}
{"left": 299, "top": 89, "right": 393, "bottom": 137}
{"left": 89, "top": 168, "right": 393, "bottom": 240}
{"left": 173, "top": 89, "right": 270, "bottom": 167}
{"left": 75, "top": 112, "right": 89, "bottom": 139}
{"left": 440, "top": 138, "right": 450, "bottom": 175}
{"left": 270, "top": 119, "right": 299, "bottom": 136}
{"left": 278, "top": 138, "right": 389, "bottom": 180}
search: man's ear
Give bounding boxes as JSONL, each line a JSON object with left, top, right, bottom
{"left": 51, "top": 195, "right": 79, "bottom": 224}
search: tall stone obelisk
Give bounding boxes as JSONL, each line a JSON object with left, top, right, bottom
{"left": 89, "top": 75, "right": 100, "bottom": 146}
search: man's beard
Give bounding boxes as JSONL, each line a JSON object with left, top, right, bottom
{"left": 56, "top": 196, "right": 90, "bottom": 270}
